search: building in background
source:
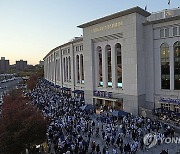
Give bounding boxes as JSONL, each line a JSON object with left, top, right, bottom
{"left": 16, "top": 60, "right": 27, "bottom": 71}
{"left": 27, "top": 65, "right": 34, "bottom": 69}
{"left": 39, "top": 60, "right": 44, "bottom": 66}
{"left": 0, "top": 57, "right": 10, "bottom": 74}
{"left": 44, "top": 7, "right": 180, "bottom": 116}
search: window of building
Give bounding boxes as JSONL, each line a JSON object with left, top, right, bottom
{"left": 160, "top": 28, "right": 169, "bottom": 38}
{"left": 80, "top": 54, "right": 84, "bottom": 84}
{"left": 57, "top": 59, "right": 60, "bottom": 82}
{"left": 160, "top": 29, "right": 164, "bottom": 38}
{"left": 174, "top": 41, "right": 180, "bottom": 90}
{"left": 76, "top": 46, "right": 79, "bottom": 52}
{"left": 116, "top": 43, "right": 122, "bottom": 88}
{"left": 76, "top": 55, "right": 80, "bottom": 83}
{"left": 55, "top": 59, "right": 58, "bottom": 81}
{"left": 165, "top": 28, "right": 169, "bottom": 37}
{"left": 66, "top": 57, "right": 68, "bottom": 82}
{"left": 55, "top": 59, "right": 57, "bottom": 81}
{"left": 80, "top": 45, "right": 82, "bottom": 51}
{"left": 106, "top": 45, "right": 112, "bottom": 87}
{"left": 97, "top": 46, "right": 103, "bottom": 86}
{"left": 69, "top": 56, "right": 71, "bottom": 81}
{"left": 48, "top": 57, "right": 51, "bottom": 79}
{"left": 56, "top": 51, "right": 58, "bottom": 57}
{"left": 161, "top": 43, "right": 170, "bottom": 89}
{"left": 63, "top": 57, "right": 66, "bottom": 82}
{"left": 82, "top": 45, "right": 83, "bottom": 51}
{"left": 173, "top": 27, "right": 178, "bottom": 36}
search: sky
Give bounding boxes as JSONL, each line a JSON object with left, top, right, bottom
{"left": 0, "top": 0, "right": 179, "bottom": 65}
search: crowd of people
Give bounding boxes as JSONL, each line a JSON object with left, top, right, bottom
{"left": 28, "top": 78, "right": 176, "bottom": 154}
{"left": 154, "top": 108, "right": 180, "bottom": 127}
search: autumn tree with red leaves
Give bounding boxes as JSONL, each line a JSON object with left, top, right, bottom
{"left": 26, "top": 68, "right": 44, "bottom": 91}
{"left": 0, "top": 90, "right": 48, "bottom": 154}
{"left": 26, "top": 74, "right": 39, "bottom": 90}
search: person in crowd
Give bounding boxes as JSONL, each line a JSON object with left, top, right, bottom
{"left": 28, "top": 78, "right": 177, "bottom": 154}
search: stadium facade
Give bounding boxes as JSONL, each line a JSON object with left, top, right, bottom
{"left": 43, "top": 6, "right": 180, "bottom": 115}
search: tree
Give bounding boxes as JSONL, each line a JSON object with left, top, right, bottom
{"left": 26, "top": 74, "right": 38, "bottom": 91}
{"left": 26, "top": 69, "right": 44, "bottom": 91}
{"left": 0, "top": 90, "right": 48, "bottom": 154}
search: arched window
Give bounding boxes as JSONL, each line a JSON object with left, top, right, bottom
{"left": 76, "top": 55, "right": 80, "bottom": 83}
{"left": 97, "top": 46, "right": 103, "bottom": 86}
{"left": 48, "top": 59, "right": 50, "bottom": 80}
{"left": 57, "top": 59, "right": 60, "bottom": 82}
{"left": 69, "top": 56, "right": 71, "bottom": 81}
{"left": 48, "top": 58, "right": 50, "bottom": 80}
{"left": 161, "top": 43, "right": 170, "bottom": 89}
{"left": 53, "top": 53, "right": 55, "bottom": 81}
{"left": 106, "top": 45, "right": 112, "bottom": 87}
{"left": 46, "top": 58, "right": 48, "bottom": 79}
{"left": 55, "top": 59, "right": 57, "bottom": 82}
{"left": 63, "top": 57, "right": 66, "bottom": 82}
{"left": 51, "top": 56, "right": 53, "bottom": 81}
{"left": 174, "top": 41, "right": 180, "bottom": 90}
{"left": 66, "top": 57, "right": 68, "bottom": 82}
{"left": 116, "top": 43, "right": 122, "bottom": 88}
{"left": 80, "top": 54, "right": 84, "bottom": 84}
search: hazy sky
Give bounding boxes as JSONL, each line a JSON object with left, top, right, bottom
{"left": 0, "top": 0, "right": 179, "bottom": 65}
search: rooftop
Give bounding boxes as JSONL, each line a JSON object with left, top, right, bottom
{"left": 78, "top": 6, "right": 150, "bottom": 28}
{"left": 144, "top": 7, "right": 180, "bottom": 25}
{"left": 147, "top": 7, "right": 180, "bottom": 22}
{"left": 43, "top": 36, "right": 83, "bottom": 60}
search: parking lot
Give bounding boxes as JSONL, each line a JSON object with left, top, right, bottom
{"left": 0, "top": 77, "right": 23, "bottom": 112}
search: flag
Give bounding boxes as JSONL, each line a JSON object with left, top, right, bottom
{"left": 168, "top": 0, "right": 170, "bottom": 5}
{"left": 145, "top": 5, "right": 147, "bottom": 11}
